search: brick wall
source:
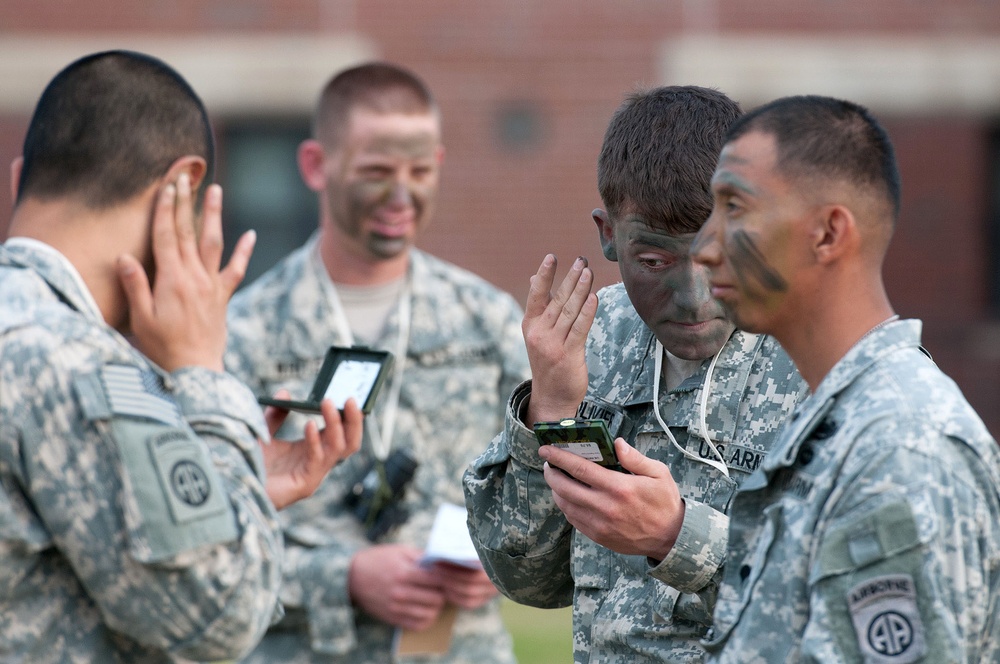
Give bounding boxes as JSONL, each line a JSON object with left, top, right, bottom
{"left": 3, "top": 0, "right": 999, "bottom": 433}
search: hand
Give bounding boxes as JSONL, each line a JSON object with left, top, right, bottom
{"left": 539, "top": 439, "right": 685, "bottom": 562}
{"left": 523, "top": 254, "right": 598, "bottom": 424}
{"left": 431, "top": 562, "right": 500, "bottom": 610}
{"left": 118, "top": 175, "right": 256, "bottom": 372}
{"left": 349, "top": 544, "right": 447, "bottom": 631}
{"left": 259, "top": 391, "right": 364, "bottom": 510}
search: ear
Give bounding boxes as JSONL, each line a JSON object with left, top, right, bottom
{"left": 9, "top": 156, "right": 22, "bottom": 203}
{"left": 297, "top": 139, "right": 328, "bottom": 192}
{"left": 592, "top": 208, "right": 618, "bottom": 261}
{"left": 435, "top": 144, "right": 445, "bottom": 166}
{"left": 813, "top": 204, "right": 855, "bottom": 264}
{"left": 163, "top": 155, "right": 208, "bottom": 192}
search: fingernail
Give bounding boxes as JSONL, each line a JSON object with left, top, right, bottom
{"left": 177, "top": 172, "right": 190, "bottom": 192}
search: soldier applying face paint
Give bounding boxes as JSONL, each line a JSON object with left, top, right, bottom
{"left": 464, "top": 86, "right": 807, "bottom": 663}
{"left": 693, "top": 95, "right": 1000, "bottom": 663}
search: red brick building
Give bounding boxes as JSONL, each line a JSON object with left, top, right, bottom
{"left": 3, "top": 1, "right": 1000, "bottom": 432}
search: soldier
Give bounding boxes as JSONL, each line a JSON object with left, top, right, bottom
{"left": 0, "top": 50, "right": 362, "bottom": 662}
{"left": 691, "top": 95, "right": 1000, "bottom": 662}
{"left": 226, "top": 62, "right": 529, "bottom": 663}
{"left": 463, "top": 86, "right": 806, "bottom": 662}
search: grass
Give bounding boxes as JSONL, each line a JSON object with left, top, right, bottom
{"left": 501, "top": 599, "right": 574, "bottom": 664}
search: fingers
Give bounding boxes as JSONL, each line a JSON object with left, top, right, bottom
{"left": 263, "top": 389, "right": 291, "bottom": 437}
{"left": 340, "top": 397, "right": 364, "bottom": 457}
{"left": 524, "top": 254, "right": 558, "bottom": 321}
{"left": 116, "top": 254, "right": 153, "bottom": 327}
{"left": 150, "top": 182, "right": 181, "bottom": 276}
{"left": 198, "top": 183, "right": 225, "bottom": 275}
{"left": 219, "top": 228, "right": 257, "bottom": 297}
{"left": 173, "top": 172, "right": 198, "bottom": 263}
{"left": 546, "top": 257, "right": 594, "bottom": 339}
{"left": 614, "top": 438, "right": 669, "bottom": 479}
{"left": 317, "top": 397, "right": 363, "bottom": 465}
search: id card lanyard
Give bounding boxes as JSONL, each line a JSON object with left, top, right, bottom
{"left": 319, "top": 266, "right": 411, "bottom": 463}
{"left": 651, "top": 339, "right": 730, "bottom": 478}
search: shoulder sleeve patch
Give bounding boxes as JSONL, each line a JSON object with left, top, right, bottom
{"left": 847, "top": 574, "right": 927, "bottom": 663}
{"left": 111, "top": 418, "right": 237, "bottom": 562}
{"left": 101, "top": 364, "right": 182, "bottom": 426}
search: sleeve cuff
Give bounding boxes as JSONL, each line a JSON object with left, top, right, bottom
{"left": 506, "top": 380, "right": 545, "bottom": 471}
{"left": 649, "top": 500, "right": 729, "bottom": 593}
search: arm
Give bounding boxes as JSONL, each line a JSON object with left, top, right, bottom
{"left": 463, "top": 381, "right": 576, "bottom": 608}
{"left": 17, "top": 343, "right": 284, "bottom": 661}
{"left": 801, "top": 438, "right": 1000, "bottom": 663}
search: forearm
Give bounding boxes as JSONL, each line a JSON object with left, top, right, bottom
{"left": 464, "top": 382, "right": 575, "bottom": 607}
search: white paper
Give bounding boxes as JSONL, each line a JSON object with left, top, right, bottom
{"left": 421, "top": 502, "right": 482, "bottom": 569}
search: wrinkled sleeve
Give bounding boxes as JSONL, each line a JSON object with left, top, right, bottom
{"left": 648, "top": 500, "right": 729, "bottom": 594}
{"left": 18, "top": 339, "right": 283, "bottom": 662}
{"left": 801, "top": 437, "right": 1000, "bottom": 663}
{"left": 463, "top": 380, "right": 575, "bottom": 608}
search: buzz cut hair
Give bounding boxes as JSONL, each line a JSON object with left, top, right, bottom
{"left": 725, "top": 95, "right": 901, "bottom": 221}
{"left": 313, "top": 61, "right": 438, "bottom": 148}
{"left": 597, "top": 85, "right": 742, "bottom": 234}
{"left": 17, "top": 50, "right": 214, "bottom": 210}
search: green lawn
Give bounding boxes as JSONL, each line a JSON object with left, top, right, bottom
{"left": 501, "top": 599, "right": 574, "bottom": 664}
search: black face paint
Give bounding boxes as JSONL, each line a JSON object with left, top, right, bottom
{"left": 731, "top": 230, "right": 788, "bottom": 293}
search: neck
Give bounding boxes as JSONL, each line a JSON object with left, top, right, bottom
{"left": 7, "top": 194, "right": 153, "bottom": 330}
{"left": 317, "top": 226, "right": 410, "bottom": 286}
{"left": 774, "top": 280, "right": 894, "bottom": 392}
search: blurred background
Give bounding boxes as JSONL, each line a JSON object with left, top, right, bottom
{"left": 2, "top": 3, "right": 999, "bottom": 660}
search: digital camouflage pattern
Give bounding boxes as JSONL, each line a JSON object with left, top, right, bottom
{"left": 703, "top": 320, "right": 1000, "bottom": 663}
{"left": 0, "top": 241, "right": 283, "bottom": 663}
{"left": 464, "top": 283, "right": 806, "bottom": 663}
{"left": 225, "top": 236, "right": 529, "bottom": 664}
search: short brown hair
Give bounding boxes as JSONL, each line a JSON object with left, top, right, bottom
{"left": 597, "top": 86, "right": 741, "bottom": 234}
{"left": 314, "top": 61, "right": 438, "bottom": 147}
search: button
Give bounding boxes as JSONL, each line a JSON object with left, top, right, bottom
{"left": 739, "top": 564, "right": 751, "bottom": 581}
{"left": 811, "top": 418, "right": 838, "bottom": 440}
{"left": 797, "top": 444, "right": 814, "bottom": 466}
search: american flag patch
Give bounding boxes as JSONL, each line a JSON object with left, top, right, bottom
{"left": 101, "top": 365, "right": 182, "bottom": 426}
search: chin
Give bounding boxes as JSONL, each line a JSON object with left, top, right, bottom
{"left": 661, "top": 324, "right": 735, "bottom": 361}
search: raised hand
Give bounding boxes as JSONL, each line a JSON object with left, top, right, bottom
{"left": 118, "top": 174, "right": 256, "bottom": 372}
{"left": 523, "top": 254, "right": 599, "bottom": 424}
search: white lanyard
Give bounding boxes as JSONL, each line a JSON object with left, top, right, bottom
{"left": 319, "top": 266, "right": 411, "bottom": 462}
{"left": 652, "top": 339, "right": 730, "bottom": 478}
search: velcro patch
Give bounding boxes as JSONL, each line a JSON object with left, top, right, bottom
{"left": 102, "top": 364, "right": 181, "bottom": 426}
{"left": 847, "top": 574, "right": 926, "bottom": 663}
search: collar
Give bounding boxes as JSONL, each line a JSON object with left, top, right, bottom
{"left": 2, "top": 237, "right": 105, "bottom": 322}
{"left": 762, "top": 318, "right": 922, "bottom": 472}
{"left": 598, "top": 322, "right": 766, "bottom": 444}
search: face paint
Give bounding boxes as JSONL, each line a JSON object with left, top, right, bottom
{"left": 694, "top": 131, "right": 806, "bottom": 334}
{"left": 321, "top": 110, "right": 441, "bottom": 263}
{"left": 731, "top": 229, "right": 789, "bottom": 293}
{"left": 613, "top": 213, "right": 735, "bottom": 360}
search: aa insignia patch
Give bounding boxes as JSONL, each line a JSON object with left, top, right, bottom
{"left": 847, "top": 574, "right": 927, "bottom": 663}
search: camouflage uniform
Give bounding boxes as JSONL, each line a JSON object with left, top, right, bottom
{"left": 225, "top": 236, "right": 529, "bottom": 664}
{"left": 703, "top": 319, "right": 1000, "bottom": 663}
{"left": 464, "top": 283, "right": 806, "bottom": 663}
{"left": 0, "top": 240, "right": 283, "bottom": 663}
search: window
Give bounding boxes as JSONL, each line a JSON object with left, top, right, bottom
{"left": 218, "top": 120, "right": 317, "bottom": 288}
